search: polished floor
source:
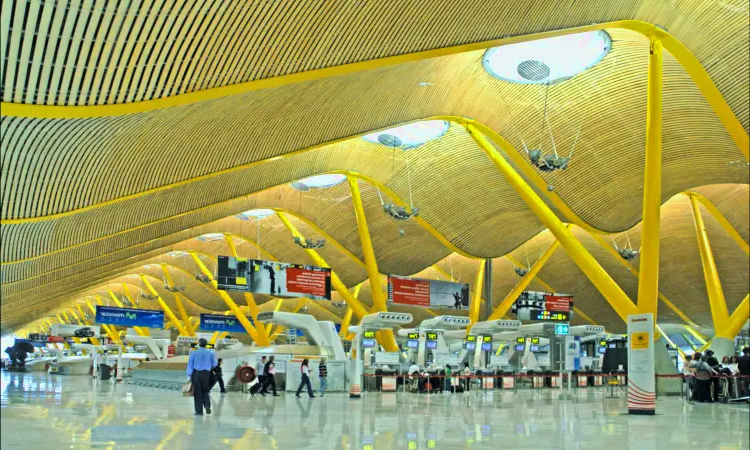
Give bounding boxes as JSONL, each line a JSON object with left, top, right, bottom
{"left": 0, "top": 372, "right": 747, "bottom": 449}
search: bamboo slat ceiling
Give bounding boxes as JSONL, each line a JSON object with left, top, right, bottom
{"left": 1, "top": 0, "right": 748, "bottom": 335}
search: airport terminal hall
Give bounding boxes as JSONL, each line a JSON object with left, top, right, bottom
{"left": 2, "top": 1, "right": 750, "bottom": 449}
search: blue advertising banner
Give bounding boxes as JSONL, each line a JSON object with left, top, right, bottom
{"left": 199, "top": 314, "right": 253, "bottom": 333}
{"left": 95, "top": 305, "right": 164, "bottom": 328}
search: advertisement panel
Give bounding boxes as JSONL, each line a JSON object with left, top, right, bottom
{"left": 50, "top": 324, "right": 102, "bottom": 338}
{"left": 513, "top": 291, "right": 573, "bottom": 321}
{"left": 95, "top": 306, "right": 164, "bottom": 328}
{"left": 627, "top": 313, "right": 656, "bottom": 415}
{"left": 217, "top": 256, "right": 332, "bottom": 300}
{"left": 388, "top": 275, "right": 469, "bottom": 309}
{"left": 199, "top": 314, "right": 253, "bottom": 333}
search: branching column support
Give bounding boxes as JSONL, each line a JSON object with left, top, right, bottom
{"left": 347, "top": 178, "right": 398, "bottom": 352}
{"left": 159, "top": 264, "right": 196, "bottom": 336}
{"left": 137, "top": 276, "right": 189, "bottom": 337}
{"left": 188, "top": 251, "right": 268, "bottom": 346}
{"left": 637, "top": 36, "right": 663, "bottom": 318}
{"left": 275, "top": 213, "right": 370, "bottom": 321}
{"left": 109, "top": 290, "right": 149, "bottom": 337}
{"left": 468, "top": 260, "right": 486, "bottom": 327}
{"left": 490, "top": 239, "right": 561, "bottom": 321}
{"left": 689, "top": 194, "right": 730, "bottom": 332}
{"left": 339, "top": 284, "right": 361, "bottom": 338}
{"left": 466, "top": 123, "right": 637, "bottom": 323}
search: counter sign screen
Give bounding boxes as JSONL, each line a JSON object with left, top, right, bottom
{"left": 363, "top": 331, "right": 376, "bottom": 339}
{"left": 531, "top": 338, "right": 540, "bottom": 345}
{"left": 363, "top": 339, "right": 376, "bottom": 348}
{"left": 406, "top": 339, "right": 418, "bottom": 349}
{"left": 481, "top": 336, "right": 492, "bottom": 351}
{"left": 408, "top": 333, "right": 419, "bottom": 340}
{"left": 426, "top": 332, "right": 438, "bottom": 341}
{"left": 516, "top": 337, "right": 525, "bottom": 344}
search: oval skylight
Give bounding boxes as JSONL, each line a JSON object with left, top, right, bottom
{"left": 236, "top": 209, "right": 276, "bottom": 220}
{"left": 195, "top": 233, "right": 225, "bottom": 242}
{"left": 483, "top": 31, "right": 611, "bottom": 84}
{"left": 362, "top": 120, "right": 449, "bottom": 149}
{"left": 290, "top": 174, "right": 346, "bottom": 191}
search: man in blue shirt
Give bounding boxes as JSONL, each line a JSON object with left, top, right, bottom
{"left": 187, "top": 338, "right": 217, "bottom": 415}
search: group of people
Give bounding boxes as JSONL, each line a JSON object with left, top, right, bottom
{"left": 684, "top": 347, "right": 750, "bottom": 403}
{"left": 250, "top": 355, "right": 328, "bottom": 398}
{"left": 407, "top": 361, "right": 474, "bottom": 393}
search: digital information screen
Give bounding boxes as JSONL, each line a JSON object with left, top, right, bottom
{"left": 530, "top": 345, "right": 539, "bottom": 352}
{"left": 533, "top": 310, "right": 570, "bottom": 322}
{"left": 408, "top": 332, "right": 419, "bottom": 340}
{"left": 481, "top": 336, "right": 492, "bottom": 352}
{"left": 363, "top": 339, "right": 376, "bottom": 348}
{"left": 598, "top": 347, "right": 607, "bottom": 354}
{"left": 406, "top": 340, "right": 418, "bottom": 349}
{"left": 464, "top": 335, "right": 476, "bottom": 350}
{"left": 426, "top": 341, "right": 438, "bottom": 349}
{"left": 515, "top": 344, "right": 525, "bottom": 351}
{"left": 516, "top": 337, "right": 525, "bottom": 344}
{"left": 364, "top": 331, "right": 376, "bottom": 339}
{"left": 600, "top": 340, "right": 608, "bottom": 347}
{"left": 531, "top": 337, "right": 540, "bottom": 345}
{"left": 426, "top": 332, "right": 438, "bottom": 349}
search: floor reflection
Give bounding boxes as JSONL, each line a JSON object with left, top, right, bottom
{"left": 1, "top": 372, "right": 748, "bottom": 449}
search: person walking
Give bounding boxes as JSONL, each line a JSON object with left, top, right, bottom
{"left": 318, "top": 358, "right": 328, "bottom": 396}
{"left": 212, "top": 358, "right": 227, "bottom": 394}
{"left": 187, "top": 338, "right": 217, "bottom": 415}
{"left": 261, "top": 355, "right": 279, "bottom": 396}
{"left": 255, "top": 356, "right": 267, "bottom": 391}
{"left": 296, "top": 359, "right": 316, "bottom": 398}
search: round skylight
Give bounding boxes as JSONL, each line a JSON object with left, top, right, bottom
{"left": 236, "top": 209, "right": 276, "bottom": 220}
{"left": 362, "top": 120, "right": 449, "bottom": 150}
{"left": 482, "top": 31, "right": 611, "bottom": 84}
{"left": 290, "top": 174, "right": 346, "bottom": 191}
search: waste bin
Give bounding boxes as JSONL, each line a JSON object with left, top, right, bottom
{"left": 99, "top": 364, "right": 112, "bottom": 381}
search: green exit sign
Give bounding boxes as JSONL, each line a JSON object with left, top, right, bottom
{"left": 555, "top": 324, "right": 570, "bottom": 335}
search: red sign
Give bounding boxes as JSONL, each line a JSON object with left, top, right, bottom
{"left": 389, "top": 276, "right": 431, "bottom": 306}
{"left": 47, "top": 336, "right": 64, "bottom": 343}
{"left": 544, "top": 294, "right": 573, "bottom": 312}
{"left": 286, "top": 267, "right": 330, "bottom": 299}
{"left": 167, "top": 345, "right": 176, "bottom": 358}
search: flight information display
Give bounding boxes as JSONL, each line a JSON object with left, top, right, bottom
{"left": 531, "top": 337, "right": 540, "bottom": 345}
{"left": 513, "top": 291, "right": 573, "bottom": 321}
{"left": 481, "top": 335, "right": 492, "bottom": 351}
{"left": 533, "top": 310, "right": 570, "bottom": 321}
{"left": 406, "top": 332, "right": 419, "bottom": 349}
{"left": 425, "top": 332, "right": 438, "bottom": 349}
{"left": 217, "top": 256, "right": 332, "bottom": 300}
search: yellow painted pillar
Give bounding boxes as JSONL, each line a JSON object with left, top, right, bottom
{"left": 468, "top": 260, "right": 486, "bottom": 326}
{"left": 138, "top": 276, "right": 189, "bottom": 337}
{"left": 173, "top": 293, "right": 197, "bottom": 336}
{"left": 109, "top": 290, "right": 149, "bottom": 337}
{"left": 722, "top": 294, "right": 749, "bottom": 339}
{"left": 348, "top": 178, "right": 387, "bottom": 312}
{"left": 688, "top": 194, "right": 730, "bottom": 330}
{"left": 244, "top": 293, "right": 267, "bottom": 340}
{"left": 466, "top": 123, "right": 637, "bottom": 323}
{"left": 489, "top": 239, "right": 560, "bottom": 321}
{"left": 637, "top": 37, "right": 663, "bottom": 317}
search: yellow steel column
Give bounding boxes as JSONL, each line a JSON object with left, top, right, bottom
{"left": 339, "top": 308, "right": 354, "bottom": 338}
{"left": 720, "top": 294, "right": 749, "bottom": 339}
{"left": 160, "top": 264, "right": 196, "bottom": 336}
{"left": 688, "top": 194, "right": 730, "bottom": 331}
{"left": 468, "top": 260, "right": 486, "bottom": 326}
{"left": 224, "top": 233, "right": 239, "bottom": 258}
{"left": 188, "top": 251, "right": 268, "bottom": 345}
{"left": 489, "top": 239, "right": 561, "bottom": 321}
{"left": 109, "top": 290, "right": 148, "bottom": 337}
{"left": 244, "top": 293, "right": 267, "bottom": 340}
{"left": 465, "top": 123, "right": 637, "bottom": 323}
{"left": 62, "top": 312, "right": 71, "bottom": 323}
{"left": 137, "top": 276, "right": 189, "bottom": 337}
{"left": 637, "top": 37, "right": 663, "bottom": 317}
{"left": 275, "top": 213, "right": 370, "bottom": 319}
{"left": 348, "top": 178, "right": 387, "bottom": 312}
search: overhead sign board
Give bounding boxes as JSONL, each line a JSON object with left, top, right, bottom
{"left": 216, "top": 257, "right": 332, "bottom": 300}
{"left": 544, "top": 294, "right": 573, "bottom": 312}
{"left": 199, "top": 314, "right": 253, "bottom": 333}
{"left": 95, "top": 306, "right": 164, "bottom": 328}
{"left": 533, "top": 310, "right": 570, "bottom": 322}
{"left": 481, "top": 335, "right": 492, "bottom": 351}
{"left": 387, "top": 275, "right": 469, "bottom": 309}
{"left": 555, "top": 324, "right": 570, "bottom": 335}
{"left": 407, "top": 332, "right": 419, "bottom": 340}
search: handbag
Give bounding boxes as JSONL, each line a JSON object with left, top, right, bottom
{"left": 182, "top": 381, "right": 194, "bottom": 397}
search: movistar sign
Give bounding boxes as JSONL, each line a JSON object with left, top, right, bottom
{"left": 95, "top": 305, "right": 164, "bottom": 328}
{"left": 199, "top": 314, "right": 253, "bottom": 333}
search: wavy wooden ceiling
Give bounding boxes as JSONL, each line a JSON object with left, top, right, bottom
{"left": 1, "top": 0, "right": 748, "bottom": 335}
